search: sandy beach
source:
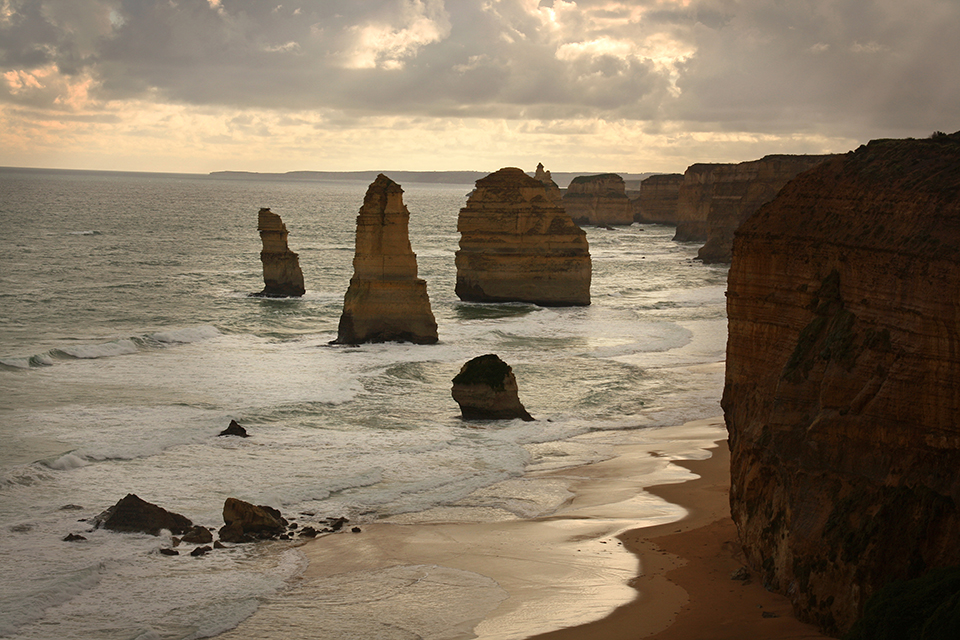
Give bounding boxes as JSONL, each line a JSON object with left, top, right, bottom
{"left": 216, "top": 417, "right": 828, "bottom": 640}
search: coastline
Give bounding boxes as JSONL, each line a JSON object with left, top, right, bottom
{"left": 215, "top": 416, "right": 825, "bottom": 639}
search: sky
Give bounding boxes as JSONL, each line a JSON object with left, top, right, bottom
{"left": 2, "top": 0, "right": 959, "bottom": 174}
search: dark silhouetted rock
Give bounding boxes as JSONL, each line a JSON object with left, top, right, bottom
{"left": 725, "top": 132, "right": 960, "bottom": 635}
{"left": 255, "top": 208, "right": 305, "bottom": 297}
{"left": 95, "top": 494, "right": 193, "bottom": 536}
{"left": 159, "top": 548, "right": 179, "bottom": 556}
{"left": 452, "top": 354, "right": 534, "bottom": 421}
{"left": 217, "top": 522, "right": 250, "bottom": 543}
{"left": 190, "top": 545, "right": 212, "bottom": 557}
{"left": 222, "top": 497, "right": 284, "bottom": 539}
{"left": 181, "top": 525, "right": 213, "bottom": 544}
{"left": 218, "top": 420, "right": 249, "bottom": 438}
{"left": 334, "top": 174, "right": 438, "bottom": 345}
{"left": 63, "top": 533, "right": 86, "bottom": 542}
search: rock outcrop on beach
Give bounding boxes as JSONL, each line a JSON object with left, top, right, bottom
{"left": 255, "top": 208, "right": 305, "bottom": 297}
{"left": 673, "top": 156, "right": 834, "bottom": 259}
{"left": 562, "top": 173, "right": 633, "bottom": 225}
{"left": 451, "top": 354, "right": 533, "bottom": 421}
{"left": 455, "top": 167, "right": 591, "bottom": 306}
{"left": 334, "top": 174, "right": 438, "bottom": 345}
{"left": 95, "top": 494, "right": 193, "bottom": 536}
{"left": 635, "top": 173, "right": 684, "bottom": 224}
{"left": 219, "top": 497, "right": 286, "bottom": 542}
{"left": 723, "top": 133, "right": 960, "bottom": 635}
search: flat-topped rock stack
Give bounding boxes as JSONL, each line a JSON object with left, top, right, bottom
{"left": 562, "top": 173, "right": 633, "bottom": 225}
{"left": 635, "top": 173, "right": 684, "bottom": 224}
{"left": 334, "top": 174, "right": 438, "bottom": 345}
{"left": 255, "top": 208, "right": 305, "bottom": 297}
{"left": 455, "top": 167, "right": 591, "bottom": 306}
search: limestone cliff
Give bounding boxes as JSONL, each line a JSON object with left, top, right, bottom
{"left": 455, "top": 167, "right": 591, "bottom": 306}
{"left": 724, "top": 133, "right": 960, "bottom": 635}
{"left": 636, "top": 173, "right": 684, "bottom": 224}
{"left": 672, "top": 156, "right": 834, "bottom": 252}
{"left": 335, "top": 174, "right": 438, "bottom": 345}
{"left": 562, "top": 173, "right": 633, "bottom": 225}
{"left": 256, "top": 208, "right": 305, "bottom": 297}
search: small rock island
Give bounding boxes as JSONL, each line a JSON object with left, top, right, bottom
{"left": 451, "top": 354, "right": 533, "bottom": 421}
{"left": 455, "top": 167, "right": 591, "bottom": 306}
{"left": 255, "top": 208, "right": 305, "bottom": 297}
{"left": 334, "top": 174, "right": 438, "bottom": 345}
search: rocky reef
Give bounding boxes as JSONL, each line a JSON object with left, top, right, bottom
{"left": 635, "top": 173, "right": 684, "bottom": 224}
{"left": 672, "top": 156, "right": 834, "bottom": 259}
{"left": 255, "top": 208, "right": 305, "bottom": 297}
{"left": 451, "top": 354, "right": 533, "bottom": 421}
{"left": 335, "top": 174, "right": 438, "bottom": 345}
{"left": 455, "top": 167, "right": 591, "bottom": 306}
{"left": 723, "top": 133, "right": 960, "bottom": 635}
{"left": 562, "top": 173, "right": 633, "bottom": 225}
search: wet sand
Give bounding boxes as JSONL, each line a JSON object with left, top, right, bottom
{"left": 216, "top": 417, "right": 828, "bottom": 639}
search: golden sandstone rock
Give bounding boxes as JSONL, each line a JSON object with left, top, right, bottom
{"left": 455, "top": 167, "right": 591, "bottom": 306}
{"left": 562, "top": 173, "right": 633, "bottom": 225}
{"left": 256, "top": 208, "right": 305, "bottom": 297}
{"left": 636, "top": 173, "right": 684, "bottom": 225}
{"left": 335, "top": 174, "right": 438, "bottom": 345}
{"left": 724, "top": 133, "right": 960, "bottom": 635}
{"left": 451, "top": 354, "right": 533, "bottom": 421}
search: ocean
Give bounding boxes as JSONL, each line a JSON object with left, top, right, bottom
{"left": 0, "top": 167, "right": 728, "bottom": 639}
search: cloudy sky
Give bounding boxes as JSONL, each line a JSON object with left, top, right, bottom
{"left": 2, "top": 0, "right": 958, "bottom": 174}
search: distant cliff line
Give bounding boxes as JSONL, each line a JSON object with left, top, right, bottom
{"left": 210, "top": 170, "right": 656, "bottom": 189}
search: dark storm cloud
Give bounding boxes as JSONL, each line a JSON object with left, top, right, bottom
{"left": 2, "top": 0, "right": 958, "bottom": 138}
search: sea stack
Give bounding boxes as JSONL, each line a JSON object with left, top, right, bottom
{"left": 533, "top": 162, "right": 563, "bottom": 204}
{"left": 724, "top": 133, "right": 960, "bottom": 635}
{"left": 451, "top": 354, "right": 533, "bottom": 421}
{"left": 455, "top": 167, "right": 591, "bottom": 306}
{"left": 334, "top": 174, "right": 438, "bottom": 345}
{"left": 256, "top": 208, "right": 305, "bottom": 297}
{"left": 562, "top": 173, "right": 633, "bottom": 226}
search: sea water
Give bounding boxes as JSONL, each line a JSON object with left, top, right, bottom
{"left": 0, "top": 167, "right": 729, "bottom": 639}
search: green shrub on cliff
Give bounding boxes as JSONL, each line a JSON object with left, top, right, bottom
{"left": 844, "top": 567, "right": 960, "bottom": 640}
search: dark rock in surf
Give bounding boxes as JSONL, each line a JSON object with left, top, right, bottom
{"left": 221, "top": 497, "right": 285, "bottom": 540}
{"left": 63, "top": 533, "right": 86, "bottom": 542}
{"left": 159, "top": 548, "right": 179, "bottom": 556}
{"left": 451, "top": 354, "right": 534, "bottom": 421}
{"left": 181, "top": 525, "right": 213, "bottom": 544}
{"left": 190, "top": 545, "right": 212, "bottom": 557}
{"left": 218, "top": 420, "right": 249, "bottom": 438}
{"left": 217, "top": 522, "right": 251, "bottom": 544}
{"left": 95, "top": 494, "right": 193, "bottom": 536}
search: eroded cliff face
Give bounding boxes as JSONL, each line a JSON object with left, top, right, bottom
{"left": 562, "top": 173, "right": 633, "bottom": 225}
{"left": 335, "top": 174, "right": 438, "bottom": 344}
{"left": 724, "top": 134, "right": 960, "bottom": 635}
{"left": 673, "top": 156, "right": 834, "bottom": 253}
{"left": 456, "top": 167, "right": 591, "bottom": 306}
{"left": 636, "top": 173, "right": 684, "bottom": 224}
{"left": 256, "top": 208, "right": 305, "bottom": 297}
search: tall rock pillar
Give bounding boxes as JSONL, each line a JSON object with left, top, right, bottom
{"left": 256, "top": 208, "right": 305, "bottom": 297}
{"left": 334, "top": 174, "right": 438, "bottom": 345}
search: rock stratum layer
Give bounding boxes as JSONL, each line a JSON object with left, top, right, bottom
{"left": 723, "top": 133, "right": 960, "bottom": 635}
{"left": 635, "top": 173, "right": 684, "bottom": 224}
{"left": 335, "top": 174, "right": 438, "bottom": 344}
{"left": 456, "top": 167, "right": 591, "bottom": 306}
{"left": 562, "top": 173, "right": 633, "bottom": 225}
{"left": 256, "top": 208, "right": 305, "bottom": 297}
{"left": 672, "top": 156, "right": 834, "bottom": 258}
